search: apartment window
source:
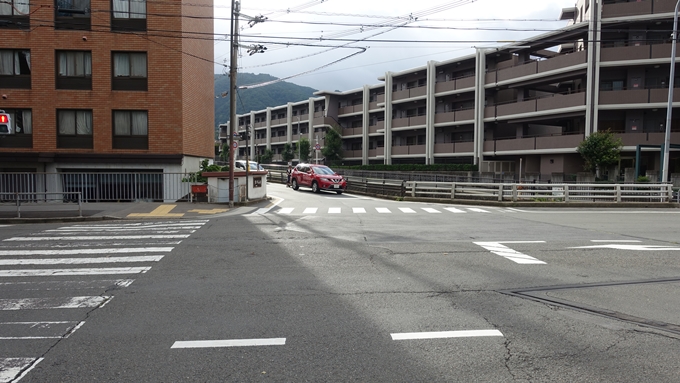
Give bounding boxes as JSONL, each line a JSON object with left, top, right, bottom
{"left": 57, "top": 110, "right": 93, "bottom": 149}
{"left": 113, "top": 110, "right": 148, "bottom": 149}
{"left": 112, "top": 52, "right": 147, "bottom": 91}
{"left": 111, "top": 0, "right": 146, "bottom": 31}
{"left": 56, "top": 51, "right": 92, "bottom": 90}
{"left": 0, "top": 0, "right": 30, "bottom": 29}
{"left": 0, "top": 109, "right": 32, "bottom": 148}
{"left": 55, "top": 0, "right": 91, "bottom": 30}
{"left": 0, "top": 49, "right": 30, "bottom": 88}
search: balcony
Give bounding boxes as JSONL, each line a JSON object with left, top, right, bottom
{"left": 392, "top": 85, "right": 427, "bottom": 101}
{"left": 270, "top": 118, "right": 287, "bottom": 126}
{"left": 488, "top": 92, "right": 587, "bottom": 118}
{"left": 341, "top": 127, "right": 363, "bottom": 136}
{"left": 483, "top": 133, "right": 585, "bottom": 152}
{"left": 602, "top": 0, "right": 652, "bottom": 18}
{"left": 369, "top": 121, "right": 385, "bottom": 134}
{"left": 339, "top": 105, "right": 363, "bottom": 115}
{"left": 368, "top": 147, "right": 385, "bottom": 157}
{"left": 435, "top": 110, "right": 476, "bottom": 124}
{"left": 489, "top": 51, "right": 587, "bottom": 84}
{"left": 392, "top": 115, "right": 426, "bottom": 128}
{"left": 342, "top": 150, "right": 363, "bottom": 158}
{"left": 433, "top": 141, "right": 474, "bottom": 154}
{"left": 601, "top": 42, "right": 680, "bottom": 62}
{"left": 614, "top": 132, "right": 679, "bottom": 146}
{"left": 392, "top": 145, "right": 426, "bottom": 155}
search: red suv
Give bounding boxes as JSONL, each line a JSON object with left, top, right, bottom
{"left": 291, "top": 164, "right": 347, "bottom": 194}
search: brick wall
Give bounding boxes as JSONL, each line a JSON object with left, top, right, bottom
{"left": 0, "top": 0, "right": 214, "bottom": 159}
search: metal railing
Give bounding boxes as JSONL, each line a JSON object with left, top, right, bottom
{"left": 0, "top": 192, "right": 82, "bottom": 218}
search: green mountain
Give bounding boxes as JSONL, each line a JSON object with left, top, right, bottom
{"left": 214, "top": 73, "right": 318, "bottom": 136}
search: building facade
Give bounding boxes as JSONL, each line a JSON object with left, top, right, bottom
{"left": 226, "top": 0, "right": 680, "bottom": 182}
{"left": 0, "top": 0, "right": 215, "bottom": 176}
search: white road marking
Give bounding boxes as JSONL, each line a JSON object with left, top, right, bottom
{"left": 278, "top": 208, "right": 294, "bottom": 214}
{"left": 171, "top": 338, "right": 286, "bottom": 349}
{"left": 590, "top": 240, "right": 641, "bottom": 243}
{"left": 468, "top": 208, "right": 489, "bottom": 213}
{"left": 506, "top": 208, "right": 528, "bottom": 212}
{"left": 0, "top": 225, "right": 11, "bottom": 228}
{"left": 64, "top": 221, "right": 208, "bottom": 228}
{"left": 0, "top": 358, "right": 42, "bottom": 383}
{"left": 0, "top": 279, "right": 134, "bottom": 290}
{"left": 391, "top": 330, "right": 504, "bottom": 340}
{"left": 444, "top": 207, "right": 466, "bottom": 213}
{"left": 376, "top": 208, "right": 391, "bottom": 213}
{"left": 47, "top": 228, "right": 199, "bottom": 233}
{"left": 352, "top": 207, "right": 366, "bottom": 214}
{"left": 571, "top": 244, "right": 680, "bottom": 251}
{"left": 328, "top": 207, "right": 341, "bottom": 214}
{"left": 0, "top": 296, "right": 110, "bottom": 310}
{"left": 0, "top": 247, "right": 173, "bottom": 256}
{"left": 422, "top": 208, "right": 441, "bottom": 214}
{"left": 303, "top": 208, "right": 318, "bottom": 214}
{"left": 0, "top": 267, "right": 151, "bottom": 277}
{"left": 0, "top": 256, "right": 164, "bottom": 265}
{"left": 4, "top": 235, "right": 189, "bottom": 241}
{"left": 474, "top": 241, "right": 546, "bottom": 264}
{"left": 0, "top": 321, "right": 84, "bottom": 340}
{"left": 399, "top": 208, "right": 416, "bottom": 214}
{"left": 250, "top": 197, "right": 283, "bottom": 215}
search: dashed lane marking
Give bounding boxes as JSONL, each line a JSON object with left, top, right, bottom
{"left": 171, "top": 338, "right": 287, "bottom": 349}
{"left": 353, "top": 207, "right": 366, "bottom": 213}
{"left": 391, "top": 330, "right": 504, "bottom": 340}
{"left": 399, "top": 208, "right": 416, "bottom": 213}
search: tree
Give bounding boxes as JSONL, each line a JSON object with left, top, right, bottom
{"left": 576, "top": 129, "right": 623, "bottom": 177}
{"left": 219, "top": 143, "right": 229, "bottom": 163}
{"left": 259, "top": 149, "right": 274, "bottom": 164}
{"left": 282, "top": 143, "right": 295, "bottom": 164}
{"left": 298, "top": 137, "right": 311, "bottom": 163}
{"left": 321, "top": 126, "right": 343, "bottom": 166}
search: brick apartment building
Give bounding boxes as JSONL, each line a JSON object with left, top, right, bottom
{"left": 0, "top": 0, "right": 214, "bottom": 177}
{"left": 225, "top": 0, "right": 680, "bottom": 182}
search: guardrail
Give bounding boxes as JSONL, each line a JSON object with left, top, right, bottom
{"left": 239, "top": 169, "right": 679, "bottom": 204}
{"left": 0, "top": 192, "right": 82, "bottom": 218}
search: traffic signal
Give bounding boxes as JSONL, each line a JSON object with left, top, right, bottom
{"left": 0, "top": 112, "right": 11, "bottom": 135}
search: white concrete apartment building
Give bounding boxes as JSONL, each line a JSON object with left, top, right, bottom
{"left": 223, "top": 0, "right": 680, "bottom": 181}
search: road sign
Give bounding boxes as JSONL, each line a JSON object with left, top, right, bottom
{"left": 315, "top": 144, "right": 320, "bottom": 150}
{"left": 232, "top": 141, "right": 238, "bottom": 148}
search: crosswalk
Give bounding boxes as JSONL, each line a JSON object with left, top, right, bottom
{"left": 0, "top": 220, "right": 207, "bottom": 383}
{"left": 258, "top": 206, "right": 519, "bottom": 216}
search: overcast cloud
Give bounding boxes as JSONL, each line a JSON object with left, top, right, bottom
{"left": 213, "top": 0, "right": 577, "bottom": 92}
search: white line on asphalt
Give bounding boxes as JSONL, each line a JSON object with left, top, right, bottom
{"left": 443, "top": 207, "right": 466, "bottom": 213}
{"left": 590, "top": 240, "right": 641, "bottom": 242}
{"left": 468, "top": 208, "right": 489, "bottom": 213}
{"left": 251, "top": 197, "right": 283, "bottom": 215}
{"left": 0, "top": 358, "right": 43, "bottom": 383}
{"left": 0, "top": 247, "right": 173, "bottom": 256}
{"left": 376, "top": 208, "right": 391, "bottom": 213}
{"left": 0, "top": 279, "right": 134, "bottom": 290}
{"left": 64, "top": 221, "right": 208, "bottom": 228}
{"left": 399, "top": 208, "right": 416, "bottom": 213}
{"left": 303, "top": 208, "right": 318, "bottom": 214}
{"left": 0, "top": 267, "right": 151, "bottom": 277}
{"left": 47, "top": 228, "right": 200, "bottom": 233}
{"left": 4, "top": 235, "right": 189, "bottom": 241}
{"left": 353, "top": 207, "right": 366, "bottom": 214}
{"left": 506, "top": 208, "right": 529, "bottom": 212}
{"left": 391, "top": 330, "right": 504, "bottom": 340}
{"left": 422, "top": 208, "right": 441, "bottom": 213}
{"left": 474, "top": 241, "right": 546, "bottom": 264}
{"left": 0, "top": 321, "right": 83, "bottom": 339}
{"left": 171, "top": 338, "right": 287, "bottom": 349}
{"left": 328, "top": 207, "right": 341, "bottom": 214}
{"left": 571, "top": 244, "right": 680, "bottom": 251}
{"left": 0, "top": 296, "right": 110, "bottom": 310}
{"left": 0, "top": 256, "right": 164, "bottom": 265}
{"left": 278, "top": 208, "right": 294, "bottom": 214}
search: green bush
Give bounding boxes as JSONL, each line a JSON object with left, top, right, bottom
{"left": 182, "top": 159, "right": 229, "bottom": 183}
{"left": 636, "top": 176, "right": 651, "bottom": 183}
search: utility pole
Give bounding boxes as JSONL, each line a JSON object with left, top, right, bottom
{"left": 228, "top": 0, "right": 239, "bottom": 207}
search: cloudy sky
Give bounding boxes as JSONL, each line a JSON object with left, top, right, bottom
{"left": 212, "top": 0, "right": 578, "bottom": 92}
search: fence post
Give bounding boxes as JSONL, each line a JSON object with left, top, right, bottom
{"left": 401, "top": 181, "right": 405, "bottom": 198}
{"left": 15, "top": 192, "right": 20, "bottom": 218}
{"left": 616, "top": 184, "right": 621, "bottom": 203}
{"left": 411, "top": 182, "right": 416, "bottom": 198}
{"left": 512, "top": 184, "right": 517, "bottom": 202}
{"left": 498, "top": 184, "right": 503, "bottom": 202}
{"left": 78, "top": 192, "right": 82, "bottom": 217}
{"left": 564, "top": 185, "right": 570, "bottom": 202}
{"left": 668, "top": 184, "right": 674, "bottom": 203}
{"left": 451, "top": 182, "right": 456, "bottom": 200}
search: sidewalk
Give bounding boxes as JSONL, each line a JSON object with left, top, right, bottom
{"left": 0, "top": 200, "right": 268, "bottom": 224}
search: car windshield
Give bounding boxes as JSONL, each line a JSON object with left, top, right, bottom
{"left": 313, "top": 166, "right": 335, "bottom": 175}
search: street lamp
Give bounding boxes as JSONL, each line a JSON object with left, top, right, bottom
{"left": 663, "top": 0, "right": 680, "bottom": 183}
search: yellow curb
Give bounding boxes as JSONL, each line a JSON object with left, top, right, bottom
{"left": 128, "top": 205, "right": 185, "bottom": 218}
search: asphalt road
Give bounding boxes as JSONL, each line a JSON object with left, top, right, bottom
{"left": 1, "top": 183, "right": 680, "bottom": 382}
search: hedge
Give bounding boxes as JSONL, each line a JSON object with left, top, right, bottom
{"left": 334, "top": 164, "right": 478, "bottom": 172}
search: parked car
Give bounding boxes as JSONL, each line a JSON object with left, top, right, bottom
{"left": 291, "top": 164, "right": 347, "bottom": 194}
{"left": 234, "top": 160, "right": 268, "bottom": 179}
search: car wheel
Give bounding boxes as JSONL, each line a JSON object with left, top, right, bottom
{"left": 292, "top": 179, "right": 299, "bottom": 190}
{"left": 336, "top": 191, "right": 343, "bottom": 195}
{"left": 312, "top": 181, "right": 320, "bottom": 193}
